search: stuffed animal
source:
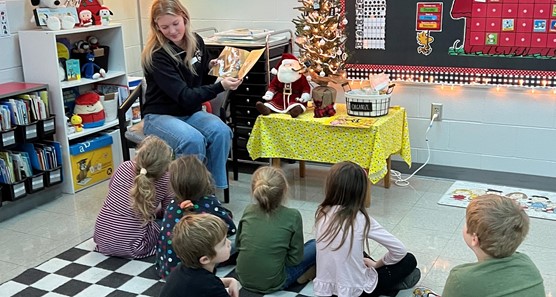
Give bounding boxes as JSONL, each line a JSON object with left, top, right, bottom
{"left": 74, "top": 92, "right": 105, "bottom": 128}
{"left": 81, "top": 52, "right": 106, "bottom": 79}
{"left": 256, "top": 53, "right": 311, "bottom": 118}
{"left": 77, "top": 0, "right": 104, "bottom": 26}
{"left": 78, "top": 9, "right": 93, "bottom": 26}
{"left": 98, "top": 6, "right": 113, "bottom": 26}
{"left": 30, "top": 0, "right": 76, "bottom": 30}
{"left": 70, "top": 114, "right": 83, "bottom": 132}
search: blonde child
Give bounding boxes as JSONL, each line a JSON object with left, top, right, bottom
{"left": 160, "top": 213, "right": 240, "bottom": 297}
{"left": 94, "top": 135, "right": 173, "bottom": 258}
{"left": 235, "top": 166, "right": 316, "bottom": 293}
{"left": 442, "top": 194, "right": 545, "bottom": 297}
{"left": 314, "top": 161, "right": 420, "bottom": 297}
{"left": 156, "top": 155, "right": 236, "bottom": 279}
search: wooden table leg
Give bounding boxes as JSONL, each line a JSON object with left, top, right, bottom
{"left": 384, "top": 156, "right": 391, "bottom": 189}
{"left": 365, "top": 182, "right": 372, "bottom": 208}
{"left": 299, "top": 161, "right": 305, "bottom": 178}
{"left": 271, "top": 158, "right": 281, "bottom": 167}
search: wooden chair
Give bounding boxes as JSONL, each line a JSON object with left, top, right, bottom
{"left": 117, "top": 80, "right": 231, "bottom": 203}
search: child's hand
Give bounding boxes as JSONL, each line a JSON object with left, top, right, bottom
{"left": 363, "top": 258, "right": 376, "bottom": 268}
{"left": 221, "top": 277, "right": 240, "bottom": 297}
{"left": 179, "top": 200, "right": 193, "bottom": 210}
{"left": 209, "top": 59, "right": 219, "bottom": 68}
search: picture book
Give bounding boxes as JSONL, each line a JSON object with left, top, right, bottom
{"left": 66, "top": 59, "right": 81, "bottom": 81}
{"left": 209, "top": 46, "right": 265, "bottom": 79}
{"left": 323, "top": 115, "right": 377, "bottom": 129}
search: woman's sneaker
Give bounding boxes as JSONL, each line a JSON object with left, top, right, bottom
{"left": 394, "top": 268, "right": 421, "bottom": 290}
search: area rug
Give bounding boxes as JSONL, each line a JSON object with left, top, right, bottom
{"left": 0, "top": 238, "right": 313, "bottom": 297}
{"left": 438, "top": 181, "right": 556, "bottom": 221}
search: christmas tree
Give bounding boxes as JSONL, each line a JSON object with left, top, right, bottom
{"left": 293, "top": 0, "right": 348, "bottom": 85}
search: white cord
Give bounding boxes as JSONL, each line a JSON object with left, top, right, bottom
{"left": 391, "top": 113, "right": 437, "bottom": 187}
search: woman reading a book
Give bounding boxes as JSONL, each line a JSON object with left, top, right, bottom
{"left": 141, "top": 0, "right": 242, "bottom": 193}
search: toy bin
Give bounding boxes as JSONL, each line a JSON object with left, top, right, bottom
{"left": 38, "top": 115, "right": 56, "bottom": 138}
{"left": 25, "top": 171, "right": 46, "bottom": 194}
{"left": 71, "top": 46, "right": 110, "bottom": 74}
{"left": 69, "top": 134, "right": 114, "bottom": 191}
{"left": 15, "top": 121, "right": 39, "bottom": 143}
{"left": 1, "top": 179, "right": 27, "bottom": 201}
{"left": 0, "top": 128, "right": 16, "bottom": 148}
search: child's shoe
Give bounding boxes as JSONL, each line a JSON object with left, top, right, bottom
{"left": 296, "top": 265, "right": 316, "bottom": 284}
{"left": 394, "top": 268, "right": 421, "bottom": 290}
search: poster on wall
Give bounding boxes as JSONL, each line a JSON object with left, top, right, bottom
{"left": 0, "top": 1, "right": 11, "bottom": 39}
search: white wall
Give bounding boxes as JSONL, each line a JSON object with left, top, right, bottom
{"left": 3, "top": 0, "right": 555, "bottom": 178}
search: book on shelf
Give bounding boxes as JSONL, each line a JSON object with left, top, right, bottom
{"left": 66, "top": 59, "right": 81, "bottom": 81}
{"left": 208, "top": 46, "right": 265, "bottom": 79}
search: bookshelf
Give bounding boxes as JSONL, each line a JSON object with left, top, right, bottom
{"left": 19, "top": 24, "right": 127, "bottom": 193}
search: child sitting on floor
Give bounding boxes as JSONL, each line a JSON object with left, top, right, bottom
{"left": 160, "top": 213, "right": 240, "bottom": 297}
{"left": 156, "top": 155, "right": 236, "bottom": 279}
{"left": 314, "top": 161, "right": 420, "bottom": 297}
{"left": 94, "top": 135, "right": 174, "bottom": 259}
{"left": 442, "top": 194, "right": 545, "bottom": 297}
{"left": 235, "top": 166, "right": 316, "bottom": 293}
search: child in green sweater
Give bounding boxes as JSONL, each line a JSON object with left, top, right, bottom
{"left": 443, "top": 194, "right": 545, "bottom": 297}
{"left": 235, "top": 166, "right": 316, "bottom": 293}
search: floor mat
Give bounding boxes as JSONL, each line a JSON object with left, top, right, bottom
{"left": 0, "top": 238, "right": 313, "bottom": 297}
{"left": 438, "top": 180, "right": 556, "bottom": 220}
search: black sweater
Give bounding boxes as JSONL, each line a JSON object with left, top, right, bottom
{"left": 143, "top": 34, "right": 224, "bottom": 117}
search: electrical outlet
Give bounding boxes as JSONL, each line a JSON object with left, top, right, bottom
{"left": 431, "top": 103, "right": 442, "bottom": 121}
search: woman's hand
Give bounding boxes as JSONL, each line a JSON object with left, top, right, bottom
{"left": 209, "top": 59, "right": 219, "bottom": 68}
{"left": 220, "top": 77, "right": 242, "bottom": 91}
{"left": 364, "top": 258, "right": 377, "bottom": 268}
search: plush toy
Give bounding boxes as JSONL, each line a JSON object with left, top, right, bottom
{"left": 77, "top": 0, "right": 104, "bottom": 26}
{"left": 74, "top": 92, "right": 105, "bottom": 128}
{"left": 256, "top": 53, "right": 311, "bottom": 118}
{"left": 79, "top": 9, "right": 93, "bottom": 26}
{"left": 30, "top": 0, "right": 76, "bottom": 30}
{"left": 81, "top": 52, "right": 106, "bottom": 79}
{"left": 70, "top": 114, "right": 83, "bottom": 132}
{"left": 98, "top": 6, "right": 113, "bottom": 26}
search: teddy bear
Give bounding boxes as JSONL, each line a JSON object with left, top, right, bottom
{"left": 256, "top": 53, "right": 311, "bottom": 118}
{"left": 70, "top": 114, "right": 83, "bottom": 132}
{"left": 30, "top": 0, "right": 76, "bottom": 31}
{"left": 74, "top": 92, "right": 105, "bottom": 128}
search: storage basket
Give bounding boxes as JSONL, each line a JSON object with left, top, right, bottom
{"left": 345, "top": 91, "right": 391, "bottom": 117}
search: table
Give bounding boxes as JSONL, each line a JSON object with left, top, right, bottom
{"left": 246, "top": 104, "right": 411, "bottom": 190}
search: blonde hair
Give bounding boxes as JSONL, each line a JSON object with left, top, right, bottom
{"left": 466, "top": 194, "right": 529, "bottom": 258}
{"left": 316, "top": 161, "right": 371, "bottom": 253}
{"left": 173, "top": 213, "right": 227, "bottom": 269}
{"left": 130, "top": 135, "right": 173, "bottom": 224}
{"left": 169, "top": 155, "right": 215, "bottom": 203}
{"left": 251, "top": 166, "right": 288, "bottom": 213}
{"left": 141, "top": 0, "right": 198, "bottom": 75}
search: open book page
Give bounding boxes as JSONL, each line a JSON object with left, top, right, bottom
{"left": 209, "top": 46, "right": 265, "bottom": 79}
{"left": 323, "top": 115, "right": 377, "bottom": 129}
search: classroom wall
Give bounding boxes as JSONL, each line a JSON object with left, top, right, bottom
{"left": 2, "top": 0, "right": 555, "bottom": 178}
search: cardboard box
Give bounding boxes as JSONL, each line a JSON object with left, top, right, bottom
{"left": 69, "top": 134, "right": 114, "bottom": 191}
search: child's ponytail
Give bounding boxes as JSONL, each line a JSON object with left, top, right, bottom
{"left": 130, "top": 136, "right": 173, "bottom": 224}
{"left": 251, "top": 166, "right": 288, "bottom": 213}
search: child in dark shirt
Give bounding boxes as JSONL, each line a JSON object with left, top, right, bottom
{"left": 160, "top": 213, "right": 239, "bottom": 297}
{"left": 156, "top": 155, "right": 236, "bottom": 279}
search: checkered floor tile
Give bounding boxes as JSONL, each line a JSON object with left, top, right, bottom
{"left": 0, "top": 238, "right": 313, "bottom": 297}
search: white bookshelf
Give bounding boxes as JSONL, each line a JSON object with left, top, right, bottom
{"left": 19, "top": 24, "right": 127, "bottom": 193}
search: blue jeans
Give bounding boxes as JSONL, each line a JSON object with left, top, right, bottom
{"left": 283, "top": 239, "right": 317, "bottom": 289}
{"left": 143, "top": 111, "right": 232, "bottom": 189}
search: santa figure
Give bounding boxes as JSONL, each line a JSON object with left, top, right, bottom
{"left": 256, "top": 53, "right": 311, "bottom": 118}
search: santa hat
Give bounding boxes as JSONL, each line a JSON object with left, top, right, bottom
{"left": 75, "top": 92, "right": 100, "bottom": 105}
{"left": 271, "top": 53, "right": 299, "bottom": 75}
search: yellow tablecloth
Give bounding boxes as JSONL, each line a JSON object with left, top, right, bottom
{"left": 247, "top": 104, "right": 412, "bottom": 183}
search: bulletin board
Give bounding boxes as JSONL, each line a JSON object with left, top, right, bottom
{"left": 344, "top": 0, "right": 556, "bottom": 87}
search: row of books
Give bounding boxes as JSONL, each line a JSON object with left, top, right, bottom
{"left": 0, "top": 141, "right": 61, "bottom": 185}
{"left": 0, "top": 91, "right": 50, "bottom": 131}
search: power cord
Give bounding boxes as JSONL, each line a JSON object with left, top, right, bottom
{"left": 390, "top": 113, "right": 438, "bottom": 187}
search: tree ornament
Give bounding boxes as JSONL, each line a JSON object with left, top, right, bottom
{"left": 319, "top": 39, "right": 326, "bottom": 46}
{"left": 342, "top": 18, "right": 348, "bottom": 25}
{"left": 320, "top": 71, "right": 326, "bottom": 77}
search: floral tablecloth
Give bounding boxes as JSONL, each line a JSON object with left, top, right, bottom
{"left": 246, "top": 104, "right": 411, "bottom": 183}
